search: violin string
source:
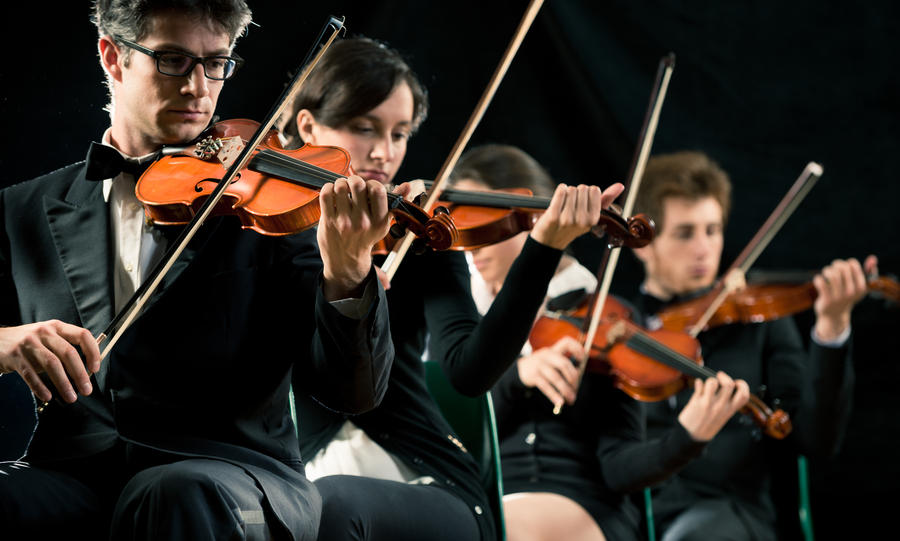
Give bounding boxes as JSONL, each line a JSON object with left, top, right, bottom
{"left": 253, "top": 150, "right": 406, "bottom": 205}
{"left": 255, "top": 150, "right": 341, "bottom": 184}
{"left": 625, "top": 331, "right": 715, "bottom": 380}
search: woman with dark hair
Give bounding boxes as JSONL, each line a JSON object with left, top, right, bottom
{"left": 455, "top": 144, "right": 753, "bottom": 541}
{"left": 282, "top": 37, "right": 624, "bottom": 540}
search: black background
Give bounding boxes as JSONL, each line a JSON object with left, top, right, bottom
{"left": 2, "top": 2, "right": 898, "bottom": 538}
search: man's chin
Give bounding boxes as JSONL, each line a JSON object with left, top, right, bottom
{"left": 683, "top": 277, "right": 715, "bottom": 295}
{"left": 159, "top": 123, "right": 210, "bottom": 146}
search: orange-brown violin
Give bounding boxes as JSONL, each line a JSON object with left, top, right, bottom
{"left": 136, "top": 119, "right": 458, "bottom": 250}
{"left": 530, "top": 294, "right": 793, "bottom": 439}
{"left": 656, "top": 274, "right": 899, "bottom": 333}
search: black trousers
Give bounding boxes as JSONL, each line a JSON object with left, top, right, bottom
{"left": 314, "top": 475, "right": 482, "bottom": 541}
{"left": 0, "top": 446, "right": 320, "bottom": 540}
{"left": 656, "top": 498, "right": 775, "bottom": 541}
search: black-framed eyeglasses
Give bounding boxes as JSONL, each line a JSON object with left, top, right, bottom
{"left": 115, "top": 36, "right": 243, "bottom": 81}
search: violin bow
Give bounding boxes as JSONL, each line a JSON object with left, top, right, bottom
{"left": 685, "top": 161, "right": 823, "bottom": 337}
{"left": 379, "top": 0, "right": 546, "bottom": 281}
{"left": 89, "top": 17, "right": 346, "bottom": 384}
{"left": 556, "top": 53, "right": 675, "bottom": 415}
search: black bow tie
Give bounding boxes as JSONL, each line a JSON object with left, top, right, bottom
{"left": 84, "top": 142, "right": 158, "bottom": 181}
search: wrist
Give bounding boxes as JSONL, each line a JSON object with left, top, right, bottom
{"left": 814, "top": 314, "right": 850, "bottom": 342}
{"left": 528, "top": 229, "right": 567, "bottom": 251}
{"left": 323, "top": 260, "right": 371, "bottom": 301}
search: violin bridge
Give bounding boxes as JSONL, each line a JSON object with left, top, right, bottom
{"left": 605, "top": 320, "right": 627, "bottom": 343}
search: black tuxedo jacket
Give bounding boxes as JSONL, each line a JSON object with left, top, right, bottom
{"left": 0, "top": 160, "right": 393, "bottom": 495}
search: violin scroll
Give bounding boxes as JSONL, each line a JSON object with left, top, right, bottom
{"left": 389, "top": 202, "right": 459, "bottom": 252}
{"left": 745, "top": 395, "right": 792, "bottom": 440}
{"left": 594, "top": 205, "right": 655, "bottom": 249}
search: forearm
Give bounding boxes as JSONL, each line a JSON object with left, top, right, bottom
{"left": 440, "top": 237, "right": 562, "bottom": 396}
{"left": 794, "top": 339, "right": 854, "bottom": 457}
{"left": 309, "top": 269, "right": 393, "bottom": 414}
{"left": 601, "top": 423, "right": 706, "bottom": 494}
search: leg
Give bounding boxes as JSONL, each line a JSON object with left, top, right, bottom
{"left": 0, "top": 460, "right": 108, "bottom": 539}
{"left": 502, "top": 492, "right": 606, "bottom": 541}
{"left": 112, "top": 458, "right": 319, "bottom": 541}
{"left": 314, "top": 475, "right": 481, "bottom": 541}
{"left": 659, "top": 499, "right": 756, "bottom": 541}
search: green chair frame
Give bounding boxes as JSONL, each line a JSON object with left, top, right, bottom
{"left": 423, "top": 360, "right": 507, "bottom": 541}
{"left": 642, "top": 455, "right": 814, "bottom": 541}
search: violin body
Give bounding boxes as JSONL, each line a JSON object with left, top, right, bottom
{"left": 136, "top": 119, "right": 351, "bottom": 236}
{"left": 531, "top": 295, "right": 700, "bottom": 402}
{"left": 438, "top": 187, "right": 541, "bottom": 249}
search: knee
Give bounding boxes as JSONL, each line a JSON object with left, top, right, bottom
{"left": 660, "top": 508, "right": 752, "bottom": 541}
{"left": 126, "top": 461, "right": 221, "bottom": 505}
{"left": 314, "top": 476, "right": 368, "bottom": 540}
{"left": 112, "top": 461, "right": 246, "bottom": 540}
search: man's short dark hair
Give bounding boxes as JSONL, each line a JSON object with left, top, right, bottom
{"left": 93, "top": 0, "right": 252, "bottom": 47}
{"left": 634, "top": 150, "right": 732, "bottom": 233}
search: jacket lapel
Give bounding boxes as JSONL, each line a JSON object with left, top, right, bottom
{"left": 43, "top": 166, "right": 224, "bottom": 390}
{"left": 43, "top": 168, "right": 114, "bottom": 337}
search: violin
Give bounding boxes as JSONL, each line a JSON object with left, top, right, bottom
{"left": 530, "top": 293, "right": 793, "bottom": 439}
{"left": 136, "top": 119, "right": 458, "bottom": 250}
{"left": 656, "top": 274, "right": 900, "bottom": 333}
{"left": 431, "top": 186, "right": 655, "bottom": 250}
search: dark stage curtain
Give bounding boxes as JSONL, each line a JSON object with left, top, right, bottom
{"left": 2, "top": 2, "right": 897, "bottom": 538}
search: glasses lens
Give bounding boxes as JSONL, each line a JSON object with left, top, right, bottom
{"left": 203, "top": 57, "right": 237, "bottom": 80}
{"left": 156, "top": 53, "right": 195, "bottom": 76}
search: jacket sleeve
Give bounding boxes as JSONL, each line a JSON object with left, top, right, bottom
{"left": 429, "top": 237, "right": 562, "bottom": 396}
{"left": 764, "top": 318, "right": 854, "bottom": 458}
{"left": 306, "top": 267, "right": 394, "bottom": 415}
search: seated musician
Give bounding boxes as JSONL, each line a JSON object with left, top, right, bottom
{"left": 631, "top": 150, "right": 874, "bottom": 541}
{"left": 0, "top": 2, "right": 394, "bottom": 539}
{"left": 279, "top": 35, "right": 630, "bottom": 540}
{"left": 454, "top": 143, "right": 752, "bottom": 541}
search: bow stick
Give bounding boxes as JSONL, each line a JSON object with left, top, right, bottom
{"left": 380, "top": 0, "right": 546, "bottom": 281}
{"left": 684, "top": 161, "right": 823, "bottom": 337}
{"left": 555, "top": 53, "right": 675, "bottom": 415}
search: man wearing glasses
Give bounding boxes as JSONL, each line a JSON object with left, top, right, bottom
{"left": 0, "top": 1, "right": 394, "bottom": 540}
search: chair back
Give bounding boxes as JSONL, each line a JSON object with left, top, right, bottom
{"left": 423, "top": 360, "right": 506, "bottom": 540}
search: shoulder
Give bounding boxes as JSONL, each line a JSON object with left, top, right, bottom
{"left": 546, "top": 259, "right": 596, "bottom": 299}
{"left": 2, "top": 162, "right": 87, "bottom": 203}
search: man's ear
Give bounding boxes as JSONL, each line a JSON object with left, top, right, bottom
{"left": 98, "top": 36, "right": 124, "bottom": 83}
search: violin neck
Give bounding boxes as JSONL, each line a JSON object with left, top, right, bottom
{"left": 624, "top": 331, "right": 714, "bottom": 380}
{"left": 437, "top": 187, "right": 549, "bottom": 210}
{"left": 251, "top": 149, "right": 339, "bottom": 188}
{"left": 250, "top": 149, "right": 405, "bottom": 205}
{"left": 868, "top": 275, "right": 900, "bottom": 303}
